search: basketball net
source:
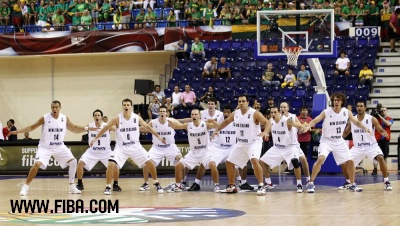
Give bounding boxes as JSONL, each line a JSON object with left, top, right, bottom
{"left": 282, "top": 46, "right": 303, "bottom": 67}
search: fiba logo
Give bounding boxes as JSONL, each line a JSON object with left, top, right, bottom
{"left": 0, "top": 147, "right": 8, "bottom": 166}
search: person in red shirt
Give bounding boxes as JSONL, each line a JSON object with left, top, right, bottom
{"left": 297, "top": 107, "right": 312, "bottom": 157}
{"left": 388, "top": 8, "right": 400, "bottom": 52}
{"left": 373, "top": 106, "right": 393, "bottom": 175}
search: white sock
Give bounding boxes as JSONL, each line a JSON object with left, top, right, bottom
{"left": 265, "top": 178, "right": 271, "bottom": 184}
{"left": 258, "top": 183, "right": 264, "bottom": 187}
{"left": 195, "top": 179, "right": 201, "bottom": 184}
{"left": 152, "top": 179, "right": 159, "bottom": 184}
{"left": 214, "top": 183, "right": 219, "bottom": 186}
{"left": 346, "top": 179, "right": 350, "bottom": 183}
{"left": 183, "top": 176, "right": 187, "bottom": 181}
{"left": 236, "top": 176, "right": 241, "bottom": 181}
{"left": 106, "top": 184, "right": 111, "bottom": 187}
{"left": 241, "top": 179, "right": 246, "bottom": 185}
{"left": 297, "top": 180, "right": 302, "bottom": 185}
{"left": 68, "top": 159, "right": 77, "bottom": 184}
{"left": 384, "top": 177, "right": 389, "bottom": 182}
{"left": 306, "top": 177, "right": 310, "bottom": 182}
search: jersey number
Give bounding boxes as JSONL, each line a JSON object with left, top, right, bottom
{"left": 98, "top": 140, "right": 101, "bottom": 145}
{"left": 197, "top": 138, "right": 201, "bottom": 144}
{"left": 240, "top": 130, "right": 244, "bottom": 137}
{"left": 54, "top": 134, "right": 59, "bottom": 140}
{"left": 336, "top": 127, "right": 341, "bottom": 134}
{"left": 127, "top": 134, "right": 130, "bottom": 140}
{"left": 225, "top": 137, "right": 230, "bottom": 143}
{"left": 277, "top": 137, "right": 280, "bottom": 143}
{"left": 361, "top": 135, "right": 363, "bottom": 141}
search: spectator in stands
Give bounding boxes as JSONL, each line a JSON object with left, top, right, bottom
{"left": 112, "top": 8, "right": 123, "bottom": 30}
{"left": 219, "top": 5, "right": 231, "bottom": 25}
{"left": 334, "top": 51, "right": 350, "bottom": 76}
{"left": 144, "top": 7, "right": 156, "bottom": 28}
{"left": 135, "top": 8, "right": 145, "bottom": 29}
{"left": 246, "top": 4, "right": 256, "bottom": 24}
{"left": 165, "top": 98, "right": 174, "bottom": 114}
{"left": 23, "top": 132, "right": 32, "bottom": 140}
{"left": 0, "top": 121, "right": 3, "bottom": 141}
{"left": 266, "top": 97, "right": 274, "bottom": 113}
{"left": 231, "top": 8, "right": 242, "bottom": 25}
{"left": 100, "top": 0, "right": 112, "bottom": 22}
{"left": 52, "top": 9, "right": 65, "bottom": 30}
{"left": 148, "top": 85, "right": 166, "bottom": 104}
{"left": 143, "top": 0, "right": 156, "bottom": 10}
{"left": 190, "top": 37, "right": 206, "bottom": 59}
{"left": 179, "top": 84, "right": 197, "bottom": 109}
{"left": 388, "top": 8, "right": 400, "bottom": 52}
{"left": 27, "top": 2, "right": 37, "bottom": 25}
{"left": 119, "top": 0, "right": 131, "bottom": 30}
{"left": 147, "top": 96, "right": 161, "bottom": 120}
{"left": 297, "top": 106, "right": 312, "bottom": 157}
{"left": 80, "top": 9, "right": 92, "bottom": 30}
{"left": 174, "top": 0, "right": 184, "bottom": 20}
{"left": 217, "top": 56, "right": 231, "bottom": 78}
{"left": 366, "top": 1, "right": 379, "bottom": 26}
{"left": 240, "top": 4, "right": 249, "bottom": 24}
{"left": 295, "top": 64, "right": 311, "bottom": 87}
{"left": 341, "top": 2, "right": 354, "bottom": 23}
{"left": 203, "top": 2, "right": 217, "bottom": 25}
{"left": 173, "top": 39, "right": 188, "bottom": 62}
{"left": 380, "top": 1, "right": 392, "bottom": 42}
{"left": 171, "top": 85, "right": 182, "bottom": 109}
{"left": 373, "top": 106, "right": 393, "bottom": 175}
{"left": 11, "top": 0, "right": 23, "bottom": 32}
{"left": 6, "top": 119, "right": 17, "bottom": 142}
{"left": 103, "top": 116, "right": 108, "bottom": 123}
{"left": 37, "top": 2, "right": 48, "bottom": 27}
{"left": 189, "top": 7, "right": 202, "bottom": 26}
{"left": 199, "top": 86, "right": 220, "bottom": 110}
{"left": 261, "top": 63, "right": 282, "bottom": 87}
{"left": 21, "top": 1, "right": 28, "bottom": 26}
{"left": 281, "top": 68, "right": 296, "bottom": 88}
{"left": 359, "top": 63, "right": 374, "bottom": 90}
{"left": 167, "top": 10, "right": 176, "bottom": 27}
{"left": 88, "top": 0, "right": 99, "bottom": 24}
{"left": 0, "top": 2, "right": 11, "bottom": 26}
{"left": 202, "top": 56, "right": 218, "bottom": 79}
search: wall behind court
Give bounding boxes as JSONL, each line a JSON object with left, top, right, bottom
{"left": 0, "top": 51, "right": 172, "bottom": 141}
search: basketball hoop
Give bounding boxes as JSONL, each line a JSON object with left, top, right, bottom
{"left": 282, "top": 46, "right": 303, "bottom": 67}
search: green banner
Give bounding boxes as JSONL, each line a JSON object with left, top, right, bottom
{"left": 0, "top": 143, "right": 190, "bottom": 174}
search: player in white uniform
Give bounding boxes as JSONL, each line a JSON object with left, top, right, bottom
{"left": 90, "top": 98, "right": 166, "bottom": 195}
{"left": 260, "top": 106, "right": 305, "bottom": 193}
{"left": 167, "top": 109, "right": 220, "bottom": 192}
{"left": 138, "top": 105, "right": 183, "bottom": 191}
{"left": 11, "top": 101, "right": 86, "bottom": 196}
{"left": 342, "top": 101, "right": 393, "bottom": 191}
{"left": 304, "top": 93, "right": 373, "bottom": 193}
{"left": 184, "top": 98, "right": 224, "bottom": 191}
{"left": 212, "top": 95, "right": 271, "bottom": 195}
{"left": 280, "top": 102, "right": 311, "bottom": 183}
{"left": 76, "top": 109, "right": 120, "bottom": 191}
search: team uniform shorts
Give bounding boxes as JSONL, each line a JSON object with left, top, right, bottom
{"left": 318, "top": 141, "right": 353, "bottom": 165}
{"left": 80, "top": 148, "right": 113, "bottom": 171}
{"left": 227, "top": 141, "right": 262, "bottom": 168}
{"left": 36, "top": 145, "right": 75, "bottom": 170}
{"left": 149, "top": 144, "right": 181, "bottom": 166}
{"left": 111, "top": 144, "right": 151, "bottom": 169}
{"left": 260, "top": 144, "right": 301, "bottom": 170}
{"left": 180, "top": 149, "right": 214, "bottom": 170}
{"left": 351, "top": 143, "right": 384, "bottom": 166}
{"left": 209, "top": 144, "right": 233, "bottom": 165}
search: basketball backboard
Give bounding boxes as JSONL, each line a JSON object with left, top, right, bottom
{"left": 255, "top": 9, "right": 336, "bottom": 59}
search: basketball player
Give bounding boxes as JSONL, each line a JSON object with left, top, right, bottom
{"left": 212, "top": 95, "right": 271, "bottom": 195}
{"left": 303, "top": 93, "right": 373, "bottom": 193}
{"left": 10, "top": 100, "right": 86, "bottom": 196}
{"left": 90, "top": 98, "right": 166, "bottom": 195}
{"left": 138, "top": 105, "right": 183, "bottom": 191}
{"left": 260, "top": 106, "right": 305, "bottom": 193}
{"left": 167, "top": 109, "right": 220, "bottom": 192}
{"left": 185, "top": 98, "right": 224, "bottom": 191}
{"left": 280, "top": 102, "right": 311, "bottom": 183}
{"left": 76, "top": 109, "right": 120, "bottom": 191}
{"left": 342, "top": 101, "right": 393, "bottom": 191}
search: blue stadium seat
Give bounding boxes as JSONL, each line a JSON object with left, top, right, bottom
{"left": 304, "top": 96, "right": 313, "bottom": 108}
{"left": 208, "top": 40, "right": 220, "bottom": 50}
{"left": 183, "top": 68, "right": 195, "bottom": 80}
{"left": 227, "top": 48, "right": 238, "bottom": 59}
{"left": 231, "top": 39, "right": 242, "bottom": 48}
{"left": 177, "top": 59, "right": 187, "bottom": 69}
{"left": 230, "top": 97, "right": 238, "bottom": 109}
{"left": 346, "top": 96, "right": 355, "bottom": 106}
{"left": 238, "top": 48, "right": 249, "bottom": 58}
{"left": 345, "top": 85, "right": 357, "bottom": 96}
{"left": 164, "top": 88, "right": 173, "bottom": 98}
{"left": 369, "top": 35, "right": 380, "bottom": 46}
{"left": 175, "top": 129, "right": 188, "bottom": 139}
{"left": 215, "top": 48, "right": 227, "bottom": 59}
{"left": 179, "top": 78, "right": 189, "bottom": 89}
{"left": 219, "top": 97, "right": 230, "bottom": 107}
{"left": 332, "top": 85, "right": 344, "bottom": 94}
{"left": 335, "top": 74, "right": 347, "bottom": 85}
{"left": 197, "top": 87, "right": 207, "bottom": 97}
{"left": 157, "top": 20, "right": 168, "bottom": 27}
{"left": 250, "top": 76, "right": 261, "bottom": 87}
{"left": 325, "top": 74, "right": 335, "bottom": 86}
{"left": 234, "top": 87, "right": 246, "bottom": 97}
{"left": 214, "top": 77, "right": 226, "bottom": 88}
{"left": 357, "top": 85, "right": 370, "bottom": 96}
{"left": 188, "top": 59, "right": 199, "bottom": 68}
{"left": 222, "top": 87, "right": 234, "bottom": 98}
{"left": 242, "top": 67, "right": 254, "bottom": 78}
{"left": 231, "top": 67, "right": 241, "bottom": 78}
{"left": 270, "top": 87, "right": 282, "bottom": 98}
{"left": 242, "top": 39, "right": 254, "bottom": 48}
{"left": 247, "top": 86, "right": 258, "bottom": 97}
{"left": 226, "top": 77, "right": 238, "bottom": 88}
{"left": 254, "top": 66, "right": 264, "bottom": 77}
{"left": 347, "top": 74, "right": 358, "bottom": 85}
{"left": 257, "top": 60, "right": 268, "bottom": 67}
{"left": 282, "top": 87, "right": 294, "bottom": 97}
{"left": 258, "top": 86, "right": 270, "bottom": 98}
{"left": 203, "top": 77, "right": 214, "bottom": 88}
{"left": 172, "top": 68, "right": 183, "bottom": 79}
{"left": 132, "top": 9, "right": 141, "bottom": 18}
{"left": 178, "top": 20, "right": 189, "bottom": 27}
{"left": 238, "top": 77, "right": 250, "bottom": 87}
{"left": 291, "top": 96, "right": 303, "bottom": 108}
{"left": 214, "top": 87, "right": 221, "bottom": 99}
{"left": 191, "top": 77, "right": 202, "bottom": 89}
{"left": 163, "top": 8, "right": 172, "bottom": 19}
{"left": 295, "top": 87, "right": 307, "bottom": 97}
{"left": 220, "top": 40, "right": 231, "bottom": 50}
{"left": 168, "top": 78, "right": 179, "bottom": 89}
{"left": 246, "top": 57, "right": 256, "bottom": 67}
{"left": 156, "top": 0, "right": 165, "bottom": 7}
{"left": 154, "top": 8, "right": 163, "bottom": 19}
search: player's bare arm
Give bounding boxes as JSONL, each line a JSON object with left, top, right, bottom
{"left": 305, "top": 111, "right": 326, "bottom": 131}
{"left": 342, "top": 121, "right": 352, "bottom": 138}
{"left": 167, "top": 118, "right": 188, "bottom": 130}
{"left": 90, "top": 116, "right": 119, "bottom": 147}
{"left": 372, "top": 117, "right": 388, "bottom": 138}
{"left": 348, "top": 111, "right": 373, "bottom": 135}
{"left": 139, "top": 117, "right": 166, "bottom": 143}
{"left": 8, "top": 117, "right": 45, "bottom": 135}
{"left": 254, "top": 111, "right": 271, "bottom": 138}
{"left": 66, "top": 117, "right": 87, "bottom": 133}
{"left": 287, "top": 118, "right": 303, "bottom": 130}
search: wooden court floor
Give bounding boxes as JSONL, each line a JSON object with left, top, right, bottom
{"left": 0, "top": 176, "right": 399, "bottom": 226}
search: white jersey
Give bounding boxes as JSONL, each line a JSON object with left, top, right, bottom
{"left": 287, "top": 113, "right": 299, "bottom": 144}
{"left": 116, "top": 113, "right": 140, "bottom": 148}
{"left": 212, "top": 122, "right": 236, "bottom": 149}
{"left": 320, "top": 107, "right": 348, "bottom": 145}
{"left": 351, "top": 114, "right": 377, "bottom": 149}
{"left": 187, "top": 121, "right": 209, "bottom": 155}
{"left": 234, "top": 107, "right": 258, "bottom": 146}
{"left": 39, "top": 113, "right": 67, "bottom": 149}
{"left": 271, "top": 115, "right": 293, "bottom": 149}
{"left": 201, "top": 109, "right": 224, "bottom": 137}
{"left": 151, "top": 118, "right": 176, "bottom": 148}
{"left": 88, "top": 122, "right": 111, "bottom": 151}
